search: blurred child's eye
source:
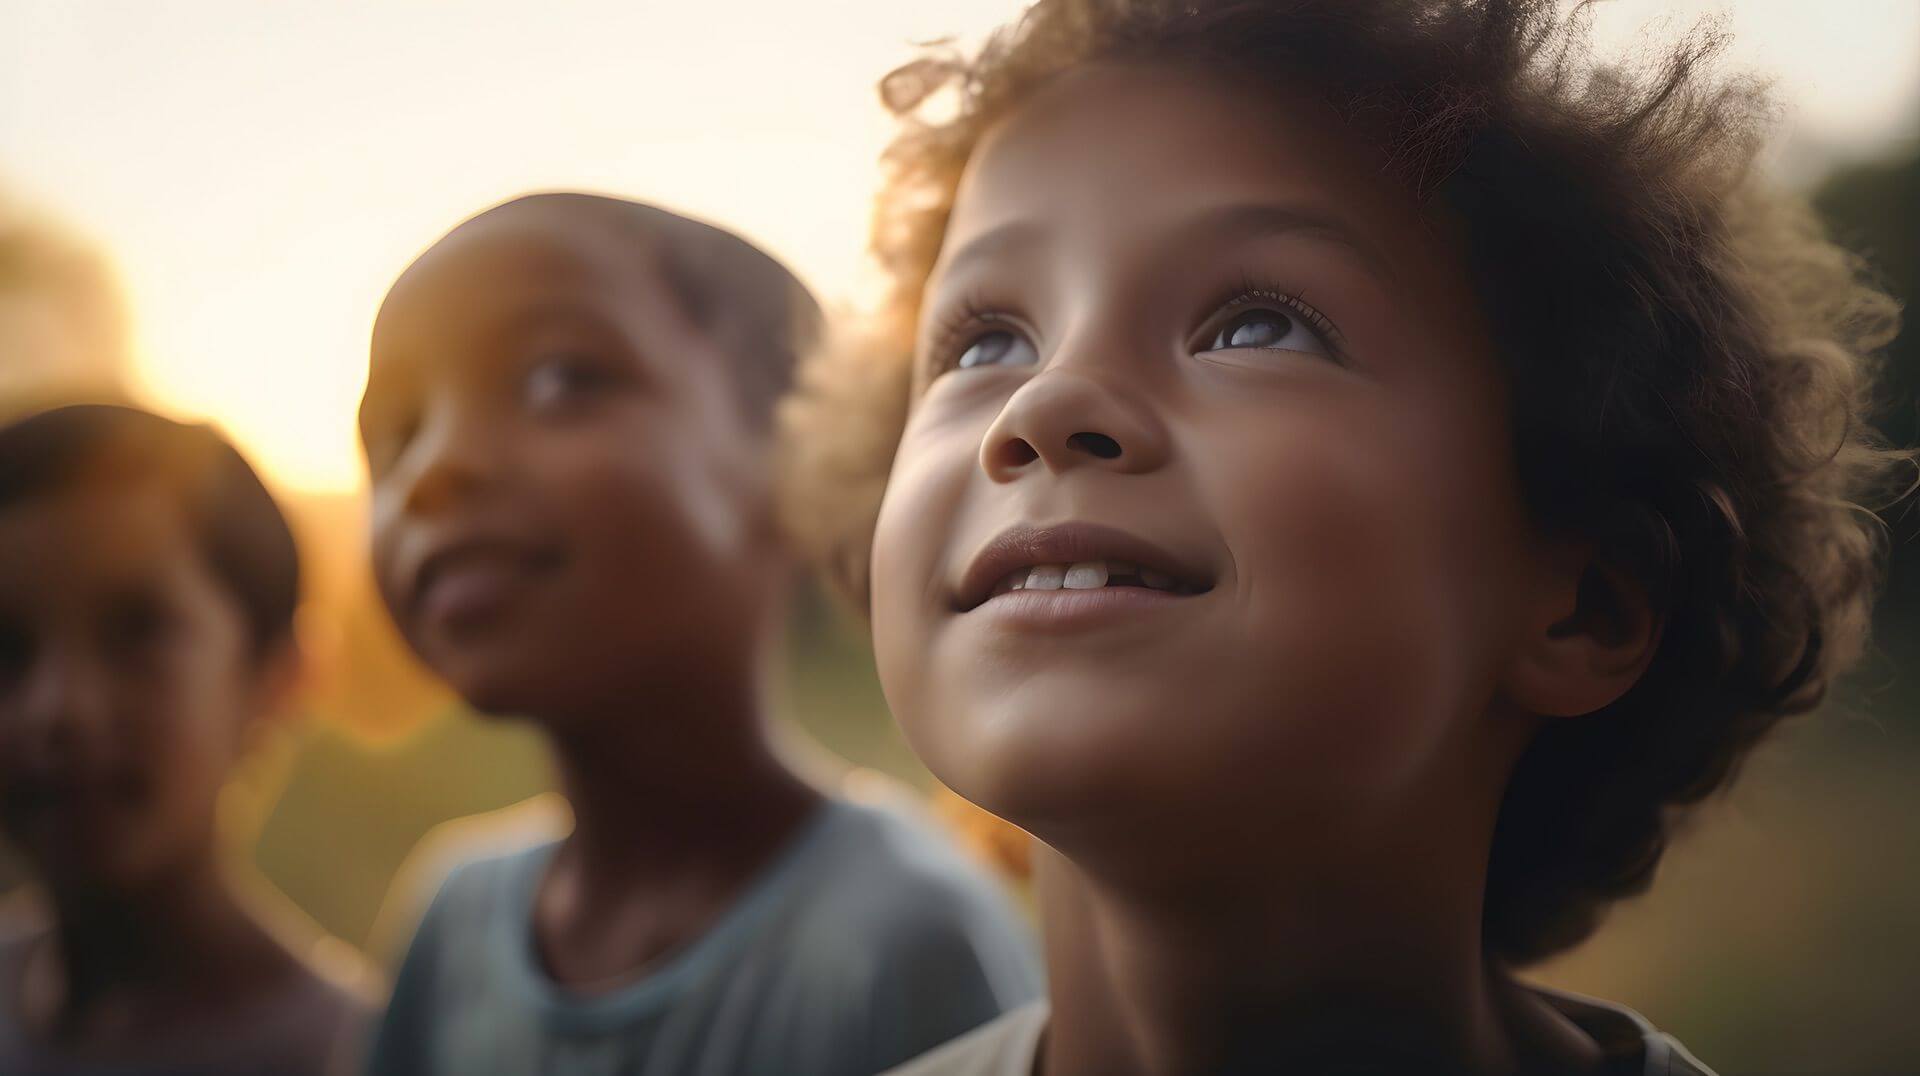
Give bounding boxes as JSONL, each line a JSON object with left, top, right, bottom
{"left": 0, "top": 619, "right": 29, "bottom": 690}
{"left": 956, "top": 329, "right": 1038, "bottom": 371}
{"left": 361, "top": 410, "right": 418, "bottom": 475}
{"left": 101, "top": 594, "right": 171, "bottom": 658}
{"left": 524, "top": 354, "right": 618, "bottom": 411}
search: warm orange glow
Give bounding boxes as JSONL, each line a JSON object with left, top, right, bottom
{"left": 1, "top": 0, "right": 1912, "bottom": 493}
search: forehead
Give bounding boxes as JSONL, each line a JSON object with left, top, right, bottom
{"left": 940, "top": 63, "right": 1426, "bottom": 277}
{"left": 370, "top": 206, "right": 666, "bottom": 359}
{"left": 0, "top": 484, "right": 203, "bottom": 601}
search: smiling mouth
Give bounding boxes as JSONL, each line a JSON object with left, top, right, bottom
{"left": 956, "top": 522, "right": 1215, "bottom": 612}
{"left": 411, "top": 540, "right": 564, "bottom": 624}
{"left": 985, "top": 559, "right": 1207, "bottom": 599}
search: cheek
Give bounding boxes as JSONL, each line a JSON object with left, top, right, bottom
{"left": 870, "top": 412, "right": 979, "bottom": 757}
{"left": 126, "top": 653, "right": 245, "bottom": 820}
{"left": 368, "top": 488, "right": 410, "bottom": 626}
{"left": 1202, "top": 390, "right": 1523, "bottom": 781}
{"left": 543, "top": 418, "right": 767, "bottom": 654}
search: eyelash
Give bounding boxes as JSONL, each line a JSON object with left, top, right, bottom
{"left": 927, "top": 273, "right": 1345, "bottom": 373}
{"left": 928, "top": 291, "right": 1008, "bottom": 373}
{"left": 1204, "top": 272, "right": 1343, "bottom": 356}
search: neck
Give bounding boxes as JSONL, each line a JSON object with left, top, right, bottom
{"left": 31, "top": 848, "right": 262, "bottom": 1021}
{"left": 1034, "top": 796, "right": 1590, "bottom": 1075}
{"left": 539, "top": 653, "right": 820, "bottom": 889}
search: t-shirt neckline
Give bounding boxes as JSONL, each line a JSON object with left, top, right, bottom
{"left": 494, "top": 796, "right": 849, "bottom": 1034}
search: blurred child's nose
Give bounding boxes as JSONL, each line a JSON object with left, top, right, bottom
{"left": 396, "top": 396, "right": 509, "bottom": 516}
{"left": 11, "top": 642, "right": 111, "bottom": 760}
{"left": 979, "top": 357, "right": 1170, "bottom": 482}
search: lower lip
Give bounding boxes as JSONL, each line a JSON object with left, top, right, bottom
{"left": 967, "top": 586, "right": 1198, "bottom": 631}
{"left": 418, "top": 562, "right": 545, "bottom": 629}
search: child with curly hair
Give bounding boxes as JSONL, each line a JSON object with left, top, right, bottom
{"left": 780, "top": 1, "right": 1910, "bottom": 1072}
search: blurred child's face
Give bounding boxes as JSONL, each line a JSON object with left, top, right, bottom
{"left": 872, "top": 65, "right": 1546, "bottom": 852}
{"left": 361, "top": 203, "right": 777, "bottom": 719}
{"left": 0, "top": 486, "right": 270, "bottom": 889}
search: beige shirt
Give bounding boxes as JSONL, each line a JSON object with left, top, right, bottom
{"left": 884, "top": 988, "right": 1718, "bottom": 1076}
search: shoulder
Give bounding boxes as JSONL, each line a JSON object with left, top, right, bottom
{"left": 1530, "top": 985, "right": 1720, "bottom": 1076}
{"left": 811, "top": 797, "right": 1023, "bottom": 919}
{"left": 370, "top": 794, "right": 567, "bottom": 962}
{"left": 0, "top": 902, "right": 42, "bottom": 1012}
{"left": 0, "top": 890, "right": 45, "bottom": 947}
{"left": 881, "top": 1002, "right": 1049, "bottom": 1076}
{"left": 786, "top": 799, "right": 1044, "bottom": 1066}
{"left": 802, "top": 798, "right": 1039, "bottom": 965}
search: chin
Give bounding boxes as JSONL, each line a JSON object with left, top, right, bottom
{"left": 917, "top": 689, "right": 1195, "bottom": 843}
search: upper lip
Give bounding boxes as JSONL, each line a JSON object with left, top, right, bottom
{"left": 4, "top": 766, "right": 115, "bottom": 808}
{"left": 954, "top": 521, "right": 1214, "bottom": 611}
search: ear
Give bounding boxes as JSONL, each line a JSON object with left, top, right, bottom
{"left": 1503, "top": 542, "right": 1663, "bottom": 719}
{"left": 242, "top": 632, "right": 307, "bottom": 744}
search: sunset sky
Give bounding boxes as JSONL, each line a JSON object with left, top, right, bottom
{"left": 4, "top": 0, "right": 1915, "bottom": 493}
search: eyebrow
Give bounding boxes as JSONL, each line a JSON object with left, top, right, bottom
{"left": 931, "top": 218, "right": 1047, "bottom": 287}
{"left": 359, "top": 299, "right": 627, "bottom": 414}
{"left": 932, "top": 201, "right": 1398, "bottom": 292}
{"left": 1182, "top": 202, "right": 1399, "bottom": 284}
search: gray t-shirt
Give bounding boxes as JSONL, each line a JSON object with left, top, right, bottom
{"left": 883, "top": 990, "right": 1718, "bottom": 1076}
{"left": 366, "top": 798, "right": 1044, "bottom": 1076}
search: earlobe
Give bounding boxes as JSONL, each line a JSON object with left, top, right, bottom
{"left": 1506, "top": 550, "right": 1663, "bottom": 719}
{"left": 246, "top": 633, "right": 308, "bottom": 735}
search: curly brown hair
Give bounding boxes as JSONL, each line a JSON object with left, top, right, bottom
{"left": 779, "top": 0, "right": 1911, "bottom": 965}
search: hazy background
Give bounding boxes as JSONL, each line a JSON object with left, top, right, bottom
{"left": 2, "top": 2, "right": 1917, "bottom": 1073}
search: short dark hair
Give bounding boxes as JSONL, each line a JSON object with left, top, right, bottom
{"left": 0, "top": 404, "right": 300, "bottom": 656}
{"left": 783, "top": 0, "right": 1910, "bottom": 964}
{"left": 483, "top": 193, "right": 823, "bottom": 433}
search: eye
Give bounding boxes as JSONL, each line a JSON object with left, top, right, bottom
{"left": 956, "top": 329, "right": 1038, "bottom": 371}
{"left": 101, "top": 593, "right": 172, "bottom": 659}
{"left": 0, "top": 619, "right": 30, "bottom": 691}
{"left": 1201, "top": 307, "right": 1330, "bottom": 358}
{"left": 360, "top": 406, "right": 419, "bottom": 476}
{"left": 525, "top": 354, "right": 616, "bottom": 410}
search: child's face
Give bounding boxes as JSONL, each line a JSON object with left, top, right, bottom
{"left": 0, "top": 486, "right": 270, "bottom": 889}
{"left": 871, "top": 65, "right": 1548, "bottom": 850}
{"left": 361, "top": 204, "right": 776, "bottom": 719}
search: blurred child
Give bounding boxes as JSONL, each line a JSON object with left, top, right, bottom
{"left": 781, "top": 1, "right": 1911, "bottom": 1073}
{"left": 0, "top": 404, "right": 369, "bottom": 1074}
{"left": 0, "top": 196, "right": 128, "bottom": 411}
{"left": 358, "top": 193, "right": 1041, "bottom": 1076}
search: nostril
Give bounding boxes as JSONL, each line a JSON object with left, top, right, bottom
{"left": 1068, "top": 432, "right": 1122, "bottom": 459}
{"left": 999, "top": 439, "right": 1040, "bottom": 468}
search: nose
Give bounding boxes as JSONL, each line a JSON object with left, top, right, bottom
{"left": 9, "top": 645, "right": 108, "bottom": 763}
{"left": 395, "top": 397, "right": 506, "bottom": 517}
{"left": 979, "top": 366, "right": 1171, "bottom": 482}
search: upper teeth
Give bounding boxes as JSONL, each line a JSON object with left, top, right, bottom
{"left": 1001, "top": 560, "right": 1182, "bottom": 593}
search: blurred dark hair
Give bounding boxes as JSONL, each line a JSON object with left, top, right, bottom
{"left": 781, "top": 0, "right": 1911, "bottom": 964}
{"left": 0, "top": 403, "right": 299, "bottom": 657}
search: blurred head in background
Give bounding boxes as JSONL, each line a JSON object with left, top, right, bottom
{"left": 0, "top": 404, "right": 300, "bottom": 894}
{"left": 0, "top": 194, "right": 129, "bottom": 414}
{"left": 359, "top": 193, "right": 820, "bottom": 736}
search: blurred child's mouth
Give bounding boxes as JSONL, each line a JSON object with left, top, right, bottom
{"left": 3, "top": 769, "right": 137, "bottom": 824}
{"left": 413, "top": 540, "right": 565, "bottom": 628}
